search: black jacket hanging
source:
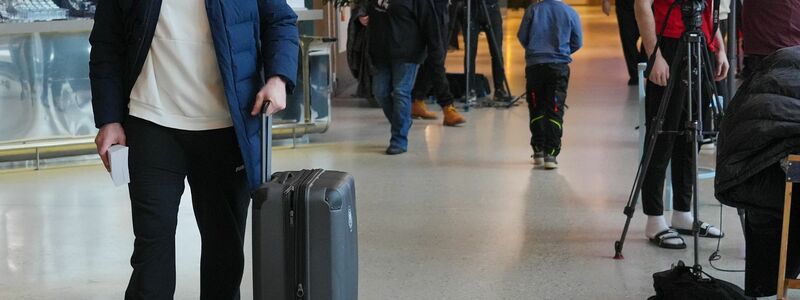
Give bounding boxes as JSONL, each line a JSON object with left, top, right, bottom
{"left": 716, "top": 45, "right": 800, "bottom": 216}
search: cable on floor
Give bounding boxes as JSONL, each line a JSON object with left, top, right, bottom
{"left": 708, "top": 203, "right": 745, "bottom": 273}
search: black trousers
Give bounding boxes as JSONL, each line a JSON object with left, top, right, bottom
{"left": 463, "top": 2, "right": 506, "bottom": 93}
{"left": 412, "top": 2, "right": 454, "bottom": 106}
{"left": 745, "top": 182, "right": 800, "bottom": 297}
{"left": 448, "top": 0, "right": 464, "bottom": 50}
{"left": 615, "top": 0, "right": 645, "bottom": 81}
{"left": 525, "top": 63, "right": 570, "bottom": 156}
{"left": 124, "top": 116, "right": 250, "bottom": 300}
{"left": 641, "top": 38, "right": 694, "bottom": 216}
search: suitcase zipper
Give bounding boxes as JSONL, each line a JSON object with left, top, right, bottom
{"left": 288, "top": 170, "right": 315, "bottom": 299}
{"left": 294, "top": 171, "right": 309, "bottom": 299}
{"left": 284, "top": 173, "right": 305, "bottom": 299}
{"left": 293, "top": 169, "right": 324, "bottom": 299}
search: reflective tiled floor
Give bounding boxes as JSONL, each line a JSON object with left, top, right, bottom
{"left": 0, "top": 7, "right": 761, "bottom": 300}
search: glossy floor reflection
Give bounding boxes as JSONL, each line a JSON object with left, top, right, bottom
{"left": 1, "top": 7, "right": 759, "bottom": 300}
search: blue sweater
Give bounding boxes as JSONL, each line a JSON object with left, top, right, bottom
{"left": 517, "top": 0, "right": 582, "bottom": 66}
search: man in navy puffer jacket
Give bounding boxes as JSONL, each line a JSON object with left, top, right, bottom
{"left": 89, "top": 0, "right": 299, "bottom": 298}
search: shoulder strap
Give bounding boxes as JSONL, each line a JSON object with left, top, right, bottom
{"left": 646, "top": 0, "right": 681, "bottom": 76}
{"left": 712, "top": 0, "right": 721, "bottom": 36}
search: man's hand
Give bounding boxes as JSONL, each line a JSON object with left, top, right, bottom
{"left": 602, "top": 0, "right": 611, "bottom": 16}
{"left": 649, "top": 51, "right": 670, "bottom": 86}
{"left": 95, "top": 122, "right": 126, "bottom": 172}
{"left": 251, "top": 76, "right": 287, "bottom": 116}
{"left": 714, "top": 50, "right": 730, "bottom": 81}
{"left": 358, "top": 16, "right": 369, "bottom": 26}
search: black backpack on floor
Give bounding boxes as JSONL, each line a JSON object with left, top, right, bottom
{"left": 649, "top": 261, "right": 753, "bottom": 300}
{"left": 446, "top": 73, "right": 491, "bottom": 99}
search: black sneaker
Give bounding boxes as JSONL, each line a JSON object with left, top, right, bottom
{"left": 493, "top": 89, "right": 511, "bottom": 101}
{"left": 386, "top": 147, "right": 407, "bottom": 155}
{"left": 544, "top": 155, "right": 558, "bottom": 169}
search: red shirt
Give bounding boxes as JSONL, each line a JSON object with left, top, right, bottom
{"left": 653, "top": 0, "right": 719, "bottom": 52}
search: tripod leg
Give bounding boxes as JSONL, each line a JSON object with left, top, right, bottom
{"left": 700, "top": 45, "right": 725, "bottom": 133}
{"left": 464, "top": 0, "right": 473, "bottom": 112}
{"left": 698, "top": 46, "right": 719, "bottom": 118}
{"left": 615, "top": 43, "right": 689, "bottom": 259}
{"left": 505, "top": 93, "right": 525, "bottom": 109}
{"left": 689, "top": 38, "right": 703, "bottom": 272}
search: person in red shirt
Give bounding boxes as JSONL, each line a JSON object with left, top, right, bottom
{"left": 634, "top": 0, "right": 729, "bottom": 249}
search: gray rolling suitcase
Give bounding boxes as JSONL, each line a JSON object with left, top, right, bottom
{"left": 252, "top": 108, "right": 358, "bottom": 299}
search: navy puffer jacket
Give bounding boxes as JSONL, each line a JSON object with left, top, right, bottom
{"left": 716, "top": 46, "right": 800, "bottom": 216}
{"left": 89, "top": 0, "right": 299, "bottom": 190}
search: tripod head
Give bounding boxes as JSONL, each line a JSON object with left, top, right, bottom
{"left": 679, "top": 0, "right": 705, "bottom": 32}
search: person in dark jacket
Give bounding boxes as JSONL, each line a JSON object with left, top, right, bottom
{"left": 89, "top": 0, "right": 298, "bottom": 298}
{"left": 364, "top": 0, "right": 449, "bottom": 154}
{"left": 716, "top": 46, "right": 800, "bottom": 297}
{"left": 349, "top": 3, "right": 375, "bottom": 104}
{"left": 409, "top": 0, "right": 467, "bottom": 127}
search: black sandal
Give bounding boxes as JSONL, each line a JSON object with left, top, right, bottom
{"left": 672, "top": 221, "right": 725, "bottom": 238}
{"left": 649, "top": 229, "right": 687, "bottom": 249}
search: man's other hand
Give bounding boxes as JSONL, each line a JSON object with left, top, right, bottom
{"left": 95, "top": 122, "right": 126, "bottom": 172}
{"left": 715, "top": 50, "right": 730, "bottom": 81}
{"left": 252, "top": 76, "right": 287, "bottom": 116}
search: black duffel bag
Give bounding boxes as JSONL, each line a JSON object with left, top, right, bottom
{"left": 446, "top": 73, "right": 491, "bottom": 99}
{"left": 649, "top": 261, "right": 753, "bottom": 300}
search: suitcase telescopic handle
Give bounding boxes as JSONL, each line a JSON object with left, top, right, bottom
{"left": 261, "top": 102, "right": 272, "bottom": 184}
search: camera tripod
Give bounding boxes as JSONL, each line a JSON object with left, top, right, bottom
{"left": 612, "top": 5, "right": 723, "bottom": 275}
{"left": 462, "top": 0, "right": 523, "bottom": 111}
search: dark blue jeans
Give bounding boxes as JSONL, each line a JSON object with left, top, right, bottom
{"left": 372, "top": 62, "right": 419, "bottom": 150}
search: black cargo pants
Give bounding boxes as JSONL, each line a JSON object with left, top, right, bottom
{"left": 525, "top": 63, "right": 570, "bottom": 157}
{"left": 123, "top": 116, "right": 250, "bottom": 300}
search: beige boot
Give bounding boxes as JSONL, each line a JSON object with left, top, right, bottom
{"left": 412, "top": 100, "right": 438, "bottom": 120}
{"left": 443, "top": 104, "right": 466, "bottom": 126}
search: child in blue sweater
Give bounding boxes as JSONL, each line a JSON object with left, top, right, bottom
{"left": 517, "top": 0, "right": 582, "bottom": 169}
